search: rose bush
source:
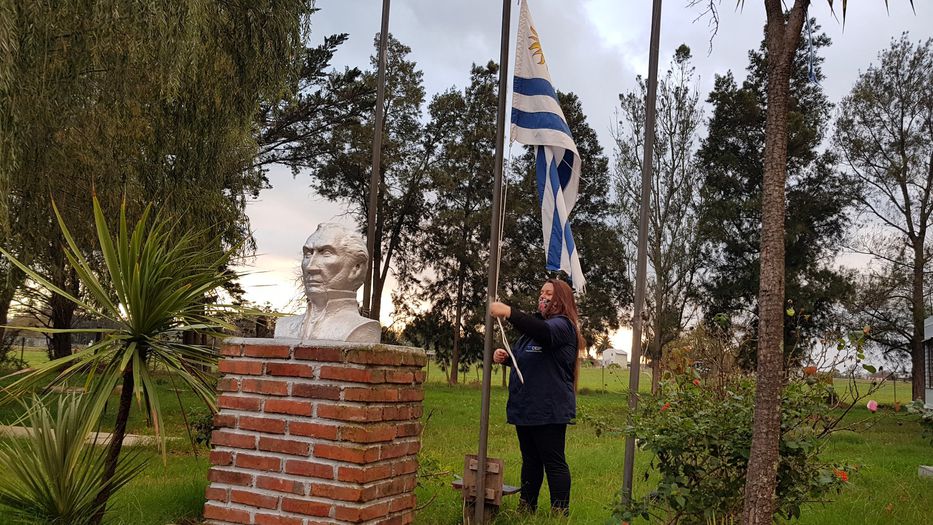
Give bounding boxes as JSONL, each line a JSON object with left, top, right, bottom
{"left": 614, "top": 373, "right": 851, "bottom": 524}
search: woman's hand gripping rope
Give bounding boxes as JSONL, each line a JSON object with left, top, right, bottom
{"left": 490, "top": 300, "right": 524, "bottom": 384}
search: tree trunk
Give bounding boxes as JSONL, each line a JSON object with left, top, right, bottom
{"left": 911, "top": 240, "right": 926, "bottom": 400}
{"left": 49, "top": 267, "right": 78, "bottom": 360}
{"left": 372, "top": 271, "right": 386, "bottom": 324}
{"left": 742, "top": 3, "right": 806, "bottom": 523}
{"left": 650, "top": 358, "right": 660, "bottom": 394}
{"left": 91, "top": 365, "right": 135, "bottom": 525}
{"left": 0, "top": 276, "right": 16, "bottom": 344}
{"left": 369, "top": 179, "right": 386, "bottom": 321}
{"left": 449, "top": 270, "right": 465, "bottom": 385}
{"left": 652, "top": 290, "right": 662, "bottom": 395}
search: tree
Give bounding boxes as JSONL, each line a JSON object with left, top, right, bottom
{"left": 615, "top": 45, "right": 704, "bottom": 392}
{"left": 310, "top": 34, "right": 436, "bottom": 322}
{"left": 1, "top": 1, "right": 313, "bottom": 358}
{"left": 1, "top": 198, "right": 237, "bottom": 525}
{"left": 696, "top": 22, "right": 856, "bottom": 369}
{"left": 835, "top": 35, "right": 933, "bottom": 401}
{"left": 852, "top": 249, "right": 915, "bottom": 369}
{"left": 501, "top": 91, "right": 631, "bottom": 352}
{"left": 394, "top": 62, "right": 500, "bottom": 384}
{"left": 692, "top": 2, "right": 916, "bottom": 521}
{"left": 254, "top": 33, "right": 373, "bottom": 173}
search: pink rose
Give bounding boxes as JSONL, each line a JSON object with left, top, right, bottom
{"left": 866, "top": 400, "right": 878, "bottom": 413}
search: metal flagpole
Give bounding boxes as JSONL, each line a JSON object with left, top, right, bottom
{"left": 475, "top": 0, "right": 513, "bottom": 522}
{"left": 363, "top": 0, "right": 391, "bottom": 318}
{"left": 622, "top": 0, "right": 663, "bottom": 505}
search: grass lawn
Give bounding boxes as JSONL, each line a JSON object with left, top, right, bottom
{"left": 2, "top": 346, "right": 48, "bottom": 367}
{"left": 411, "top": 371, "right": 932, "bottom": 525}
{"left": 0, "top": 363, "right": 929, "bottom": 524}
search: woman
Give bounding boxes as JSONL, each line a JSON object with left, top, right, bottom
{"left": 491, "top": 278, "right": 583, "bottom": 515}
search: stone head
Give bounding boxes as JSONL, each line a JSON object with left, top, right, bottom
{"left": 301, "top": 223, "right": 368, "bottom": 297}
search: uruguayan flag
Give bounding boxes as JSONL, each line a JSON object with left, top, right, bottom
{"left": 510, "top": 0, "right": 585, "bottom": 292}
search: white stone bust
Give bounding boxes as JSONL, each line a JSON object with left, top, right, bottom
{"left": 274, "top": 223, "right": 381, "bottom": 343}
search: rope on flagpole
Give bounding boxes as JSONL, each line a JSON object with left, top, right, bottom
{"left": 493, "top": 147, "right": 525, "bottom": 383}
{"left": 496, "top": 317, "right": 524, "bottom": 384}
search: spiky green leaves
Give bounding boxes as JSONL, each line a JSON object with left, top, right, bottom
{"left": 0, "top": 395, "right": 147, "bottom": 525}
{"left": 0, "top": 196, "right": 239, "bottom": 454}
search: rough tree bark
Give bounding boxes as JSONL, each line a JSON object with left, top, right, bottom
{"left": 91, "top": 365, "right": 135, "bottom": 525}
{"left": 911, "top": 240, "right": 926, "bottom": 399}
{"left": 742, "top": 1, "right": 808, "bottom": 523}
{"left": 449, "top": 270, "right": 465, "bottom": 385}
{"left": 49, "top": 266, "right": 78, "bottom": 360}
{"left": 0, "top": 269, "right": 19, "bottom": 344}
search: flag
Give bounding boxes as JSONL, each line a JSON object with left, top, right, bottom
{"left": 510, "top": 0, "right": 585, "bottom": 292}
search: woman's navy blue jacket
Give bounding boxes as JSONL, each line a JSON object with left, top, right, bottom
{"left": 502, "top": 308, "right": 577, "bottom": 426}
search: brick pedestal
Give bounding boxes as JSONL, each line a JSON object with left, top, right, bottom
{"left": 204, "top": 338, "right": 426, "bottom": 525}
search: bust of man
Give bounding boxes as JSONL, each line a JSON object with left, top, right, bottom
{"left": 273, "top": 223, "right": 381, "bottom": 343}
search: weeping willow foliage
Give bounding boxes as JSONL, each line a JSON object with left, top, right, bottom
{"left": 0, "top": 0, "right": 313, "bottom": 359}
{"left": 2, "top": 0, "right": 312, "bottom": 253}
{"left": 0, "top": 0, "right": 15, "bottom": 230}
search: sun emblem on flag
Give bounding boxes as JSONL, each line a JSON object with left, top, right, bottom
{"left": 528, "top": 26, "right": 546, "bottom": 65}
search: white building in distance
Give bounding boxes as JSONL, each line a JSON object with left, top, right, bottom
{"left": 601, "top": 348, "right": 628, "bottom": 368}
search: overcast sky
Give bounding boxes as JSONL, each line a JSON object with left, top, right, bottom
{"left": 235, "top": 0, "right": 930, "bottom": 346}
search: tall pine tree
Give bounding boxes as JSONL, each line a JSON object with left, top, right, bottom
{"left": 696, "top": 21, "right": 857, "bottom": 368}
{"left": 310, "top": 35, "right": 436, "bottom": 322}
{"left": 393, "top": 62, "right": 499, "bottom": 384}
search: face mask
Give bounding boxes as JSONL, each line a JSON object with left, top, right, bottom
{"left": 538, "top": 297, "right": 551, "bottom": 315}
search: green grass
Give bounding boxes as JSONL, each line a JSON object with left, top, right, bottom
{"left": 0, "top": 365, "right": 929, "bottom": 524}
{"left": 1, "top": 346, "right": 48, "bottom": 367}
{"left": 793, "top": 410, "right": 933, "bottom": 525}
{"left": 424, "top": 362, "right": 652, "bottom": 395}
{"left": 411, "top": 373, "right": 933, "bottom": 525}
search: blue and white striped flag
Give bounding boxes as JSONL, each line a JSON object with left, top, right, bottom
{"left": 510, "top": 0, "right": 585, "bottom": 292}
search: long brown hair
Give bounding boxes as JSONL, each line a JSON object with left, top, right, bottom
{"left": 542, "top": 278, "right": 585, "bottom": 391}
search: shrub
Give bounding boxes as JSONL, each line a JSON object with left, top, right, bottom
{"left": 0, "top": 333, "right": 27, "bottom": 374}
{"left": 190, "top": 409, "right": 215, "bottom": 447}
{"left": 906, "top": 400, "right": 933, "bottom": 445}
{"left": 0, "top": 395, "right": 146, "bottom": 524}
{"left": 614, "top": 374, "right": 850, "bottom": 523}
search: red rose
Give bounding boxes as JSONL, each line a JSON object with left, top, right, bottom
{"left": 660, "top": 402, "right": 671, "bottom": 412}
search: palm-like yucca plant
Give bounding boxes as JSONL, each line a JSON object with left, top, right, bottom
{"left": 0, "top": 394, "right": 147, "bottom": 525}
{"left": 0, "top": 196, "right": 237, "bottom": 523}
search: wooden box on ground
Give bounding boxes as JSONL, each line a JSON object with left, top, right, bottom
{"left": 203, "top": 338, "right": 426, "bottom": 525}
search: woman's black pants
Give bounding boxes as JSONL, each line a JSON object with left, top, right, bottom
{"left": 515, "top": 424, "right": 570, "bottom": 511}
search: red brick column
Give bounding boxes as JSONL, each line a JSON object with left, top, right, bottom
{"left": 204, "top": 338, "right": 426, "bottom": 525}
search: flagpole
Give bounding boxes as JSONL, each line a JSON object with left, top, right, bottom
{"left": 363, "top": 0, "right": 391, "bottom": 319}
{"left": 475, "top": 0, "right": 513, "bottom": 521}
{"left": 622, "top": 0, "right": 663, "bottom": 505}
